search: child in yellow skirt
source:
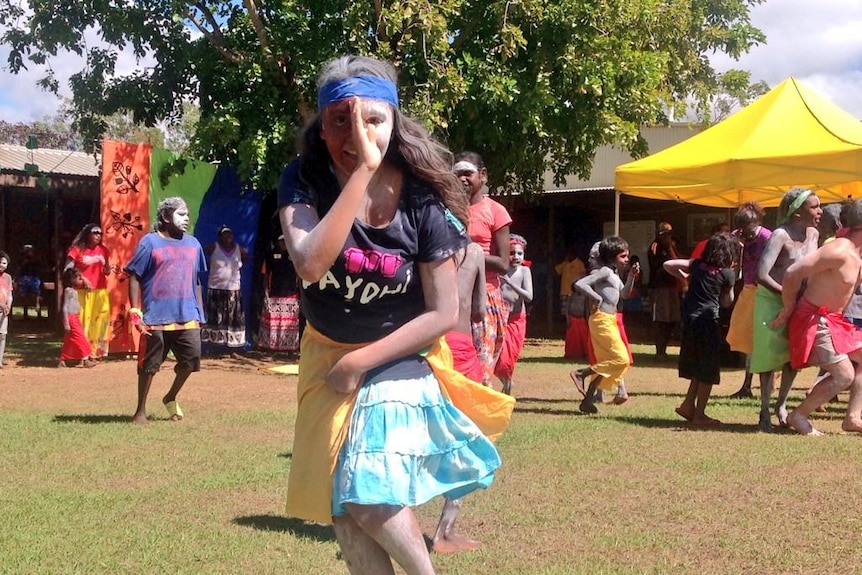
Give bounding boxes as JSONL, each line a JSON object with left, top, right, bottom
{"left": 572, "top": 236, "right": 639, "bottom": 414}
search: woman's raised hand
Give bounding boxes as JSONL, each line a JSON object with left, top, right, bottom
{"left": 350, "top": 97, "right": 382, "bottom": 173}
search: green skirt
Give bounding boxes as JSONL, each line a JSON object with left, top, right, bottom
{"left": 750, "top": 286, "right": 789, "bottom": 374}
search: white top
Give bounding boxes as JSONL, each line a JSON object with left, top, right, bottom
{"left": 208, "top": 244, "right": 242, "bottom": 290}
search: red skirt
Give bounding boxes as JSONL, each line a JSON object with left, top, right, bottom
{"left": 565, "top": 317, "right": 590, "bottom": 359}
{"left": 444, "top": 330, "right": 484, "bottom": 384}
{"left": 60, "top": 313, "right": 92, "bottom": 360}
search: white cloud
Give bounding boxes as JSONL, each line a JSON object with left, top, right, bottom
{"left": 711, "top": 0, "right": 862, "bottom": 118}
{"left": 0, "top": 26, "right": 155, "bottom": 123}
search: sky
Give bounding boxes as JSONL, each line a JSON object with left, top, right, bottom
{"left": 710, "top": 0, "right": 862, "bottom": 118}
{"left": 1, "top": 0, "right": 861, "bottom": 122}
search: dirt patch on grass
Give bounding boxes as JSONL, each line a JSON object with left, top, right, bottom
{"left": 0, "top": 330, "right": 297, "bottom": 419}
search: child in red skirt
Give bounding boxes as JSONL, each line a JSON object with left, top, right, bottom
{"left": 59, "top": 268, "right": 96, "bottom": 368}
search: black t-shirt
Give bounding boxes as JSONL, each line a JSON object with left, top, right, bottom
{"left": 277, "top": 160, "right": 468, "bottom": 344}
{"left": 648, "top": 239, "right": 678, "bottom": 289}
{"left": 682, "top": 259, "right": 735, "bottom": 321}
{"left": 266, "top": 251, "right": 297, "bottom": 297}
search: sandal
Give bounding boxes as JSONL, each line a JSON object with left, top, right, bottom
{"left": 164, "top": 400, "right": 184, "bottom": 421}
{"left": 569, "top": 370, "right": 586, "bottom": 397}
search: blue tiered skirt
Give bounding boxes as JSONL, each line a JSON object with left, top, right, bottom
{"left": 332, "top": 356, "right": 501, "bottom": 516}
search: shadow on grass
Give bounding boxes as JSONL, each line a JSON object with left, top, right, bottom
{"left": 278, "top": 452, "right": 293, "bottom": 459}
{"left": 8, "top": 330, "right": 62, "bottom": 367}
{"left": 514, "top": 397, "right": 571, "bottom": 404}
{"left": 514, "top": 406, "right": 584, "bottom": 416}
{"left": 233, "top": 514, "right": 336, "bottom": 541}
{"left": 52, "top": 414, "right": 131, "bottom": 424}
{"left": 612, "top": 415, "right": 760, "bottom": 434}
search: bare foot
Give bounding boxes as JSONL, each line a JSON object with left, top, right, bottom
{"left": 841, "top": 417, "right": 862, "bottom": 433}
{"left": 775, "top": 404, "right": 789, "bottom": 427}
{"left": 690, "top": 415, "right": 722, "bottom": 427}
{"left": 432, "top": 534, "right": 483, "bottom": 553}
{"left": 786, "top": 411, "right": 823, "bottom": 436}
{"left": 131, "top": 413, "right": 150, "bottom": 425}
{"left": 613, "top": 394, "right": 629, "bottom": 405}
{"left": 758, "top": 409, "right": 773, "bottom": 432}
{"left": 569, "top": 371, "right": 586, "bottom": 396}
{"left": 675, "top": 406, "right": 694, "bottom": 421}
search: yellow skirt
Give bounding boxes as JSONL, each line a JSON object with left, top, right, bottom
{"left": 286, "top": 325, "right": 515, "bottom": 525}
{"left": 77, "top": 288, "right": 111, "bottom": 358}
{"left": 588, "top": 310, "right": 630, "bottom": 391}
{"left": 726, "top": 284, "right": 756, "bottom": 354}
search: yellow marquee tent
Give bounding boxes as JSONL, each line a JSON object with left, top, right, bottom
{"left": 614, "top": 78, "right": 862, "bottom": 208}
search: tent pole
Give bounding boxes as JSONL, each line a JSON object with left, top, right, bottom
{"left": 614, "top": 191, "right": 621, "bottom": 235}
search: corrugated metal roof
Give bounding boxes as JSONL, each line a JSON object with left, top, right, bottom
{"left": 0, "top": 144, "right": 100, "bottom": 178}
{"left": 543, "top": 123, "right": 703, "bottom": 192}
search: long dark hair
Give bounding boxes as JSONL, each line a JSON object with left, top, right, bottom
{"left": 297, "top": 55, "right": 468, "bottom": 228}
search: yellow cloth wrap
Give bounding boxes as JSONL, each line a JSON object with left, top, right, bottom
{"left": 286, "top": 325, "right": 515, "bottom": 525}
{"left": 726, "top": 284, "right": 756, "bottom": 354}
{"left": 588, "top": 310, "right": 630, "bottom": 391}
{"left": 77, "top": 288, "right": 111, "bottom": 358}
{"left": 425, "top": 339, "right": 516, "bottom": 443}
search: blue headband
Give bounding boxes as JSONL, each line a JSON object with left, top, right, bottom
{"left": 317, "top": 76, "right": 399, "bottom": 112}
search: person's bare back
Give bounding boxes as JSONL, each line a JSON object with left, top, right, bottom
{"left": 455, "top": 243, "right": 486, "bottom": 335}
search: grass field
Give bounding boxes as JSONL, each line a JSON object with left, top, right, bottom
{"left": 2, "top": 330, "right": 862, "bottom": 575}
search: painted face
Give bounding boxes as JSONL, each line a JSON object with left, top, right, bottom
{"left": 510, "top": 244, "right": 525, "bottom": 266}
{"left": 89, "top": 228, "right": 102, "bottom": 245}
{"left": 167, "top": 205, "right": 190, "bottom": 234}
{"left": 454, "top": 167, "right": 486, "bottom": 200}
{"left": 796, "top": 195, "right": 822, "bottom": 227}
{"left": 320, "top": 98, "right": 394, "bottom": 180}
{"left": 0, "top": 257, "right": 7, "bottom": 272}
{"left": 615, "top": 250, "right": 630, "bottom": 269}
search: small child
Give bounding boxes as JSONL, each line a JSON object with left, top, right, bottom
{"left": 664, "top": 233, "right": 739, "bottom": 426}
{"left": 59, "top": 268, "right": 96, "bottom": 368}
{"left": 0, "top": 251, "right": 12, "bottom": 368}
{"left": 571, "top": 236, "right": 638, "bottom": 414}
{"left": 495, "top": 233, "right": 533, "bottom": 395}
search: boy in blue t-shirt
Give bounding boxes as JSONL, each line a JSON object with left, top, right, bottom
{"left": 124, "top": 197, "right": 207, "bottom": 425}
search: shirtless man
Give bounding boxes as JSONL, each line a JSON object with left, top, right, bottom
{"left": 751, "top": 188, "right": 821, "bottom": 431}
{"left": 771, "top": 199, "right": 862, "bottom": 436}
{"left": 432, "top": 242, "right": 485, "bottom": 553}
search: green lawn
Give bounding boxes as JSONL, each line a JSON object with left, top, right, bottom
{"left": 2, "top": 337, "right": 861, "bottom": 574}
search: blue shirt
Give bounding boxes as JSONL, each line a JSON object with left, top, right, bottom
{"left": 124, "top": 232, "right": 207, "bottom": 326}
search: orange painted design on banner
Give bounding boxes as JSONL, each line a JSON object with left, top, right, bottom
{"left": 100, "top": 140, "right": 151, "bottom": 354}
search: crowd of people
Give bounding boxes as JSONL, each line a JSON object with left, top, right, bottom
{"left": 6, "top": 53, "right": 862, "bottom": 575}
{"left": 560, "top": 187, "right": 862, "bottom": 439}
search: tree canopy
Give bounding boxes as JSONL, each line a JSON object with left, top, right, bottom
{"left": 0, "top": 0, "right": 765, "bottom": 193}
